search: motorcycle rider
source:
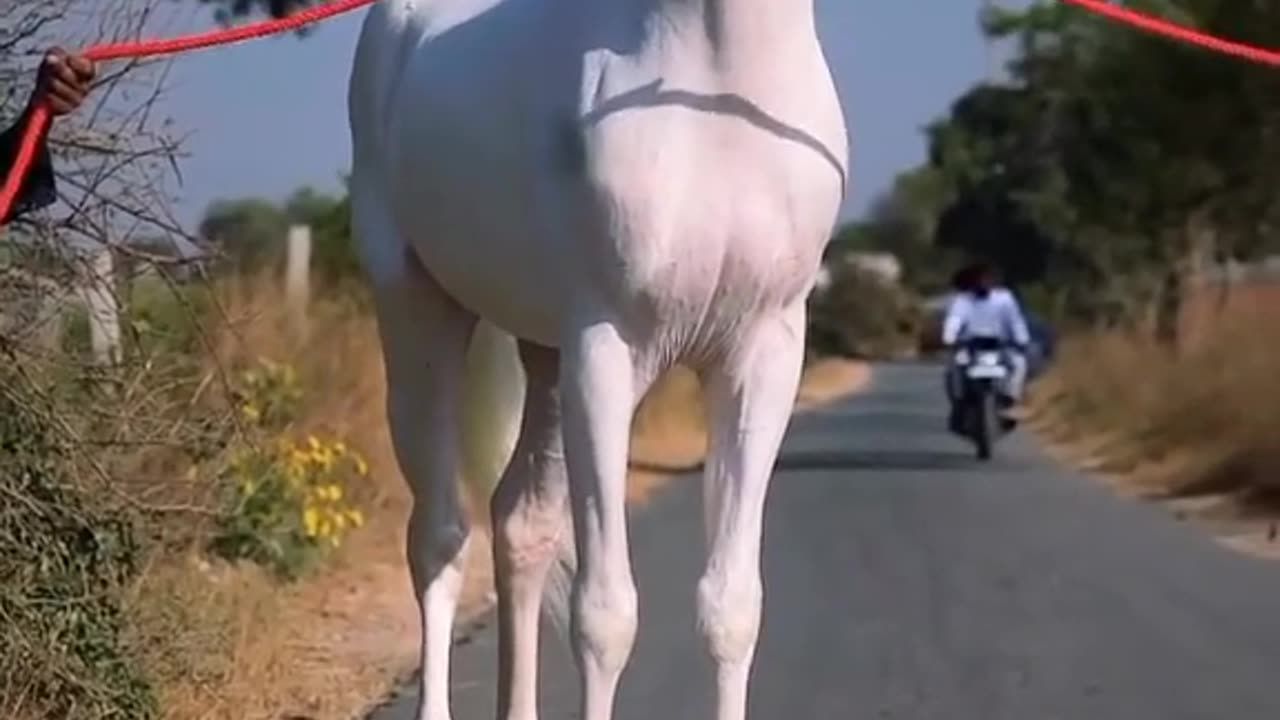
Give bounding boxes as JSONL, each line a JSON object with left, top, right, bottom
{"left": 941, "top": 261, "right": 1032, "bottom": 423}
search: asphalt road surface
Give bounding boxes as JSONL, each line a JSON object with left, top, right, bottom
{"left": 371, "top": 363, "right": 1280, "bottom": 720}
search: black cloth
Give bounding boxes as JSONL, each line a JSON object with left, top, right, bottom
{"left": 0, "top": 115, "right": 57, "bottom": 224}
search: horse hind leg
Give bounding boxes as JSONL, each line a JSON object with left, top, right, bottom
{"left": 355, "top": 187, "right": 475, "bottom": 720}
{"left": 491, "top": 340, "right": 570, "bottom": 720}
{"left": 697, "top": 303, "right": 807, "bottom": 720}
{"left": 561, "top": 320, "right": 651, "bottom": 720}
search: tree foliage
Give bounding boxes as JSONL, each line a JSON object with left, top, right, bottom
{"left": 846, "top": 0, "right": 1280, "bottom": 327}
{"left": 199, "top": 0, "right": 316, "bottom": 22}
{"left": 809, "top": 263, "right": 923, "bottom": 360}
{"left": 828, "top": 167, "right": 961, "bottom": 296}
{"left": 199, "top": 184, "right": 359, "bottom": 286}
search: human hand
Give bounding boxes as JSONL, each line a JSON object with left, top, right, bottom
{"left": 33, "top": 48, "right": 96, "bottom": 117}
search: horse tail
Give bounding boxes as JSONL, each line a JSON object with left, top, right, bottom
{"left": 458, "top": 321, "right": 575, "bottom": 638}
{"left": 459, "top": 320, "right": 524, "bottom": 515}
{"left": 543, "top": 519, "right": 577, "bottom": 645}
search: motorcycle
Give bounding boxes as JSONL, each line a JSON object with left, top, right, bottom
{"left": 948, "top": 336, "right": 1017, "bottom": 460}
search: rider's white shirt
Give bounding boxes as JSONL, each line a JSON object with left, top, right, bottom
{"left": 942, "top": 288, "right": 1031, "bottom": 346}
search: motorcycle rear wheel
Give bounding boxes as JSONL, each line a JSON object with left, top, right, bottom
{"left": 974, "top": 391, "right": 997, "bottom": 461}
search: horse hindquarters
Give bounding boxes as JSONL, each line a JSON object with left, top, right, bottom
{"left": 354, "top": 182, "right": 474, "bottom": 720}
{"left": 353, "top": 166, "right": 531, "bottom": 718}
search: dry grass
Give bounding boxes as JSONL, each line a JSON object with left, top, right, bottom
{"left": 118, "top": 281, "right": 416, "bottom": 720}
{"left": 795, "top": 356, "right": 873, "bottom": 409}
{"left": 1030, "top": 281, "right": 1280, "bottom": 554}
{"left": 131, "top": 278, "right": 869, "bottom": 718}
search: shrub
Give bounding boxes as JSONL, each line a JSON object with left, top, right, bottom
{"left": 808, "top": 265, "right": 922, "bottom": 359}
{"left": 0, "top": 375, "right": 155, "bottom": 719}
{"left": 1033, "top": 282, "right": 1280, "bottom": 501}
{"left": 208, "top": 358, "right": 366, "bottom": 578}
{"left": 210, "top": 435, "right": 367, "bottom": 579}
{"left": 232, "top": 356, "right": 303, "bottom": 428}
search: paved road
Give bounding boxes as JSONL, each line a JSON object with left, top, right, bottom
{"left": 372, "top": 363, "right": 1280, "bottom": 719}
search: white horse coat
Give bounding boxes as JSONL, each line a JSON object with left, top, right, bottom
{"left": 348, "top": 0, "right": 846, "bottom": 717}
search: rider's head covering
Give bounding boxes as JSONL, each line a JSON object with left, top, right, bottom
{"left": 954, "top": 261, "right": 996, "bottom": 296}
{"left": 971, "top": 261, "right": 996, "bottom": 295}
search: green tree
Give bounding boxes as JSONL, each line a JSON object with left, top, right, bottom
{"left": 199, "top": 196, "right": 289, "bottom": 274}
{"left": 198, "top": 184, "right": 360, "bottom": 287}
{"left": 829, "top": 167, "right": 958, "bottom": 295}
{"left": 915, "top": 0, "right": 1280, "bottom": 329}
{"left": 199, "top": 0, "right": 316, "bottom": 22}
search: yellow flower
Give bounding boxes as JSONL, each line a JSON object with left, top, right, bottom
{"left": 316, "top": 448, "right": 335, "bottom": 471}
{"left": 346, "top": 509, "right": 365, "bottom": 528}
{"left": 353, "top": 455, "right": 369, "bottom": 477}
{"left": 333, "top": 441, "right": 347, "bottom": 456}
{"left": 241, "top": 402, "right": 261, "bottom": 423}
{"left": 303, "top": 507, "right": 320, "bottom": 538}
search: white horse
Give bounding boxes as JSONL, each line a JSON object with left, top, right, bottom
{"left": 347, "top": 0, "right": 847, "bottom": 717}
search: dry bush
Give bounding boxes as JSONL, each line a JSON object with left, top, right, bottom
{"left": 808, "top": 264, "right": 922, "bottom": 360}
{"left": 1032, "top": 281, "right": 1280, "bottom": 503}
{"left": 115, "top": 277, "right": 410, "bottom": 720}
{"left": 1, "top": 3, "right": 213, "bottom": 717}
{"left": 0, "top": 377, "right": 155, "bottom": 720}
{"left": 0, "top": 2, "right": 397, "bottom": 709}
{"left": 210, "top": 278, "right": 398, "bottom": 509}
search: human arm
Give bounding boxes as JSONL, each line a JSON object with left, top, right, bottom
{"left": 999, "top": 290, "right": 1032, "bottom": 348}
{"left": 1, "top": 49, "right": 96, "bottom": 225}
{"left": 941, "top": 294, "right": 968, "bottom": 346}
{"left": 0, "top": 115, "right": 58, "bottom": 224}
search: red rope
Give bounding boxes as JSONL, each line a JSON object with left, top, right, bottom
{"left": 1060, "top": 0, "right": 1280, "bottom": 66}
{"left": 0, "top": 0, "right": 378, "bottom": 222}
{"left": 4, "top": 0, "right": 1280, "bottom": 224}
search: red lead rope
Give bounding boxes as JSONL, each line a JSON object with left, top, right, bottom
{"left": 2, "top": 0, "right": 1279, "bottom": 223}
{"left": 0, "top": 0, "right": 378, "bottom": 222}
{"left": 1060, "top": 0, "right": 1280, "bottom": 66}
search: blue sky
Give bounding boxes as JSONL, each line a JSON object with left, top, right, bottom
{"left": 157, "top": 1, "right": 1016, "bottom": 229}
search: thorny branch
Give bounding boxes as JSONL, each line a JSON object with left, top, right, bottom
{"left": 1, "top": 0, "right": 247, "bottom": 519}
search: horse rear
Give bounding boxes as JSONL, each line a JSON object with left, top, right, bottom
{"left": 348, "top": 1, "right": 846, "bottom": 718}
{"left": 348, "top": 0, "right": 584, "bottom": 346}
